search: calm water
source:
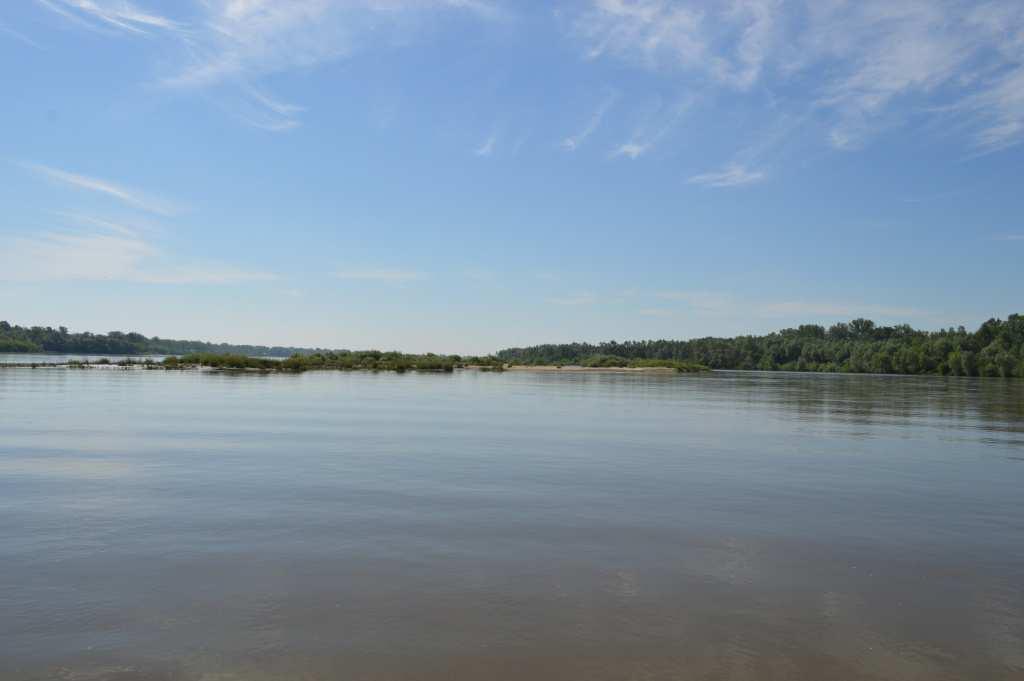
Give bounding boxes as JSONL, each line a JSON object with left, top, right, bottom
{"left": 0, "top": 354, "right": 166, "bottom": 365}
{"left": 1, "top": 367, "right": 1022, "bottom": 680}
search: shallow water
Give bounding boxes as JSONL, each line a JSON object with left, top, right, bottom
{"left": 0, "top": 353, "right": 166, "bottom": 365}
{"left": 1, "top": 368, "right": 1022, "bottom": 680}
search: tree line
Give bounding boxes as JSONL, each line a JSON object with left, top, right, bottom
{"left": 496, "top": 315, "right": 1024, "bottom": 378}
{"left": 0, "top": 321, "right": 324, "bottom": 357}
{"left": 6, "top": 316, "right": 1023, "bottom": 378}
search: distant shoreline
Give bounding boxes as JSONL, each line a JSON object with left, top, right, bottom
{"left": 0, "top": 362, "right": 703, "bottom": 375}
{"left": 505, "top": 365, "right": 682, "bottom": 373}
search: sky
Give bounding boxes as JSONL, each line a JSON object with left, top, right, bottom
{"left": 0, "top": 0, "right": 1022, "bottom": 354}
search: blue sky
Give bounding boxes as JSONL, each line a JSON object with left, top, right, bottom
{"left": 0, "top": 0, "right": 1021, "bottom": 354}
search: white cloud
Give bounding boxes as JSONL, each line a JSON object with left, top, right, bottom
{"left": 572, "top": 1, "right": 1024, "bottom": 152}
{"left": 954, "top": 63, "right": 1024, "bottom": 153}
{"left": 562, "top": 92, "right": 617, "bottom": 151}
{"left": 39, "top": 0, "right": 498, "bottom": 130}
{"left": 475, "top": 133, "right": 496, "bottom": 156}
{"left": 687, "top": 164, "right": 765, "bottom": 188}
{"left": 239, "top": 116, "right": 302, "bottom": 133}
{"left": 808, "top": 2, "right": 981, "bottom": 149}
{"left": 35, "top": 0, "right": 180, "bottom": 34}
{"left": 52, "top": 211, "right": 141, "bottom": 237}
{"left": 232, "top": 85, "right": 307, "bottom": 131}
{"left": 333, "top": 268, "right": 424, "bottom": 283}
{"left": 0, "top": 229, "right": 274, "bottom": 284}
{"left": 0, "top": 20, "right": 43, "bottom": 47}
{"left": 611, "top": 95, "right": 692, "bottom": 159}
{"left": 573, "top": 0, "right": 777, "bottom": 90}
{"left": 25, "top": 163, "right": 179, "bottom": 215}
{"left": 244, "top": 87, "right": 306, "bottom": 116}
{"left": 809, "top": 0, "right": 1024, "bottom": 151}
{"left": 612, "top": 142, "right": 649, "bottom": 159}
{"left": 162, "top": 0, "right": 498, "bottom": 88}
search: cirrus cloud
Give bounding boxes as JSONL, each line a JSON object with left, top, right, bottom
{"left": 24, "top": 163, "right": 181, "bottom": 216}
{"left": 0, "top": 228, "right": 276, "bottom": 284}
{"left": 571, "top": 0, "right": 1024, "bottom": 152}
{"left": 688, "top": 164, "right": 765, "bottom": 188}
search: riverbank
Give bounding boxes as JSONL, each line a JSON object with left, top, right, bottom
{"left": 0, "top": 361, "right": 711, "bottom": 375}
{"left": 507, "top": 365, "right": 694, "bottom": 373}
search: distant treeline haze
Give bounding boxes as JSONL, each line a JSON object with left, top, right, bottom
{"left": 497, "top": 315, "right": 1024, "bottom": 378}
{"left": 0, "top": 322, "right": 322, "bottom": 357}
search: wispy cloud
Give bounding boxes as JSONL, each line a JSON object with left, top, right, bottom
{"left": 34, "top": 0, "right": 105, "bottom": 31}
{"left": 162, "top": 1, "right": 499, "bottom": 87}
{"left": 611, "top": 95, "right": 693, "bottom": 159}
{"left": 571, "top": 1, "right": 1024, "bottom": 152}
{"left": 573, "top": 0, "right": 776, "bottom": 90}
{"left": 612, "top": 142, "right": 649, "bottom": 159}
{"left": 687, "top": 164, "right": 765, "bottom": 188}
{"left": 0, "top": 20, "right": 43, "bottom": 48}
{"left": 333, "top": 268, "right": 424, "bottom": 283}
{"left": 475, "top": 133, "right": 497, "bottom": 157}
{"left": 35, "top": 0, "right": 180, "bottom": 35}
{"left": 952, "top": 61, "right": 1024, "bottom": 153}
{"left": 40, "top": 0, "right": 498, "bottom": 130}
{"left": 562, "top": 92, "right": 617, "bottom": 151}
{"left": 24, "top": 163, "right": 179, "bottom": 215}
{"left": 0, "top": 229, "right": 275, "bottom": 284}
{"left": 239, "top": 117, "right": 301, "bottom": 133}
{"left": 245, "top": 86, "right": 306, "bottom": 116}
{"left": 232, "top": 85, "right": 307, "bottom": 131}
{"left": 52, "top": 211, "right": 142, "bottom": 237}
{"left": 994, "top": 234, "right": 1024, "bottom": 241}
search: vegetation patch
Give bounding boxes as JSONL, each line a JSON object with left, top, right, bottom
{"left": 162, "top": 351, "right": 505, "bottom": 373}
{"left": 579, "top": 355, "right": 710, "bottom": 372}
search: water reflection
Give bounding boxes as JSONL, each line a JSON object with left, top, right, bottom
{"left": 1, "top": 368, "right": 1021, "bottom": 680}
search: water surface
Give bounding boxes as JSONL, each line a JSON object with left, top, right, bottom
{"left": 1, "top": 367, "right": 1022, "bottom": 680}
{"left": 0, "top": 354, "right": 166, "bottom": 365}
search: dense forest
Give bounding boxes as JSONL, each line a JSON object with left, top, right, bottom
{"left": 0, "top": 321, "right": 323, "bottom": 357}
{"left": 497, "top": 315, "right": 1024, "bottom": 378}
